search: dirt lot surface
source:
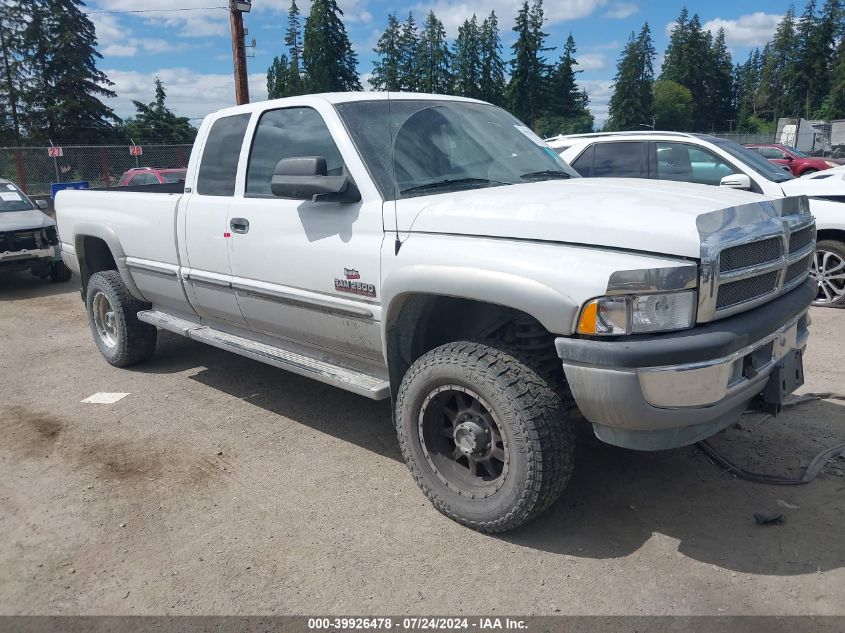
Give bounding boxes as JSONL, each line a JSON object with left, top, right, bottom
{"left": 1, "top": 272, "right": 844, "bottom": 616}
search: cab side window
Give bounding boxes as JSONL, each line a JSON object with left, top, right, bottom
{"left": 196, "top": 113, "right": 251, "bottom": 196}
{"left": 246, "top": 107, "right": 345, "bottom": 196}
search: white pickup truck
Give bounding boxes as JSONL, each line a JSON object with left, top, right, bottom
{"left": 57, "top": 93, "right": 816, "bottom": 532}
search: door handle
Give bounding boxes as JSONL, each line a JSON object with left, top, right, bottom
{"left": 230, "top": 218, "right": 249, "bottom": 234}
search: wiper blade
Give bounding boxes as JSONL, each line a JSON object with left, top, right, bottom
{"left": 400, "top": 177, "right": 509, "bottom": 194}
{"left": 520, "top": 170, "right": 572, "bottom": 181}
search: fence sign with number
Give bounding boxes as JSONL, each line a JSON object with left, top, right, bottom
{"left": 48, "top": 147, "right": 63, "bottom": 158}
{"left": 129, "top": 145, "right": 143, "bottom": 156}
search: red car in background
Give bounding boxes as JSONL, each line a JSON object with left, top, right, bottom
{"left": 117, "top": 167, "right": 187, "bottom": 187}
{"left": 746, "top": 143, "right": 844, "bottom": 177}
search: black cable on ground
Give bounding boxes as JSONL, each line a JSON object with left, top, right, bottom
{"left": 696, "top": 392, "right": 845, "bottom": 486}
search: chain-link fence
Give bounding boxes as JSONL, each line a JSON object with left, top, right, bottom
{"left": 708, "top": 132, "right": 778, "bottom": 145}
{"left": 0, "top": 143, "right": 193, "bottom": 196}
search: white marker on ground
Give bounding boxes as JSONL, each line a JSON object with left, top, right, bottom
{"left": 81, "top": 392, "right": 130, "bottom": 404}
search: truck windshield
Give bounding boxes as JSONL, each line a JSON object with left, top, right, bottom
{"left": 335, "top": 99, "right": 578, "bottom": 200}
{"left": 715, "top": 140, "right": 794, "bottom": 183}
{"left": 0, "top": 183, "right": 35, "bottom": 212}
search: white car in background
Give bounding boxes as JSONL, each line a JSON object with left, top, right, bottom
{"left": 548, "top": 131, "right": 845, "bottom": 307}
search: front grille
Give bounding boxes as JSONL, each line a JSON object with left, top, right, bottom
{"left": 784, "top": 253, "right": 812, "bottom": 286}
{"left": 719, "top": 237, "right": 782, "bottom": 273}
{"left": 1, "top": 230, "right": 40, "bottom": 252}
{"left": 789, "top": 226, "right": 813, "bottom": 254}
{"left": 716, "top": 271, "right": 779, "bottom": 310}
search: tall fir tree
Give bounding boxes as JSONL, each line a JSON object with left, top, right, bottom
{"left": 370, "top": 13, "right": 402, "bottom": 90}
{"left": 417, "top": 11, "right": 450, "bottom": 94}
{"left": 284, "top": 0, "right": 304, "bottom": 96}
{"left": 119, "top": 78, "right": 196, "bottom": 142}
{"left": 734, "top": 49, "right": 765, "bottom": 131}
{"left": 708, "top": 28, "right": 735, "bottom": 130}
{"left": 606, "top": 23, "right": 655, "bottom": 131}
{"left": 267, "top": 53, "right": 291, "bottom": 98}
{"left": 302, "top": 0, "right": 361, "bottom": 92}
{"left": 660, "top": 10, "right": 716, "bottom": 129}
{"left": 506, "top": 0, "right": 550, "bottom": 127}
{"left": 0, "top": 0, "right": 26, "bottom": 140}
{"left": 794, "top": 0, "right": 842, "bottom": 117}
{"left": 397, "top": 13, "right": 420, "bottom": 91}
{"left": 452, "top": 15, "right": 482, "bottom": 98}
{"left": 478, "top": 11, "right": 505, "bottom": 105}
{"left": 757, "top": 6, "right": 798, "bottom": 120}
{"left": 820, "top": 37, "right": 845, "bottom": 118}
{"left": 21, "top": 0, "right": 118, "bottom": 140}
{"left": 535, "top": 34, "right": 593, "bottom": 136}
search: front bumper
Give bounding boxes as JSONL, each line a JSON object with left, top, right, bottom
{"left": 555, "top": 279, "right": 815, "bottom": 451}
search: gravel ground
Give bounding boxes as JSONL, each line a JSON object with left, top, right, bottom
{"left": 0, "top": 271, "right": 843, "bottom": 616}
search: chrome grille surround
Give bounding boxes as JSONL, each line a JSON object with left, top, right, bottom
{"left": 697, "top": 196, "right": 815, "bottom": 323}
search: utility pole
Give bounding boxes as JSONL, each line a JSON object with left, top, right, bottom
{"left": 229, "top": 0, "right": 251, "bottom": 105}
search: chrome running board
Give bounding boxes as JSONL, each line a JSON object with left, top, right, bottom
{"left": 137, "top": 309, "right": 390, "bottom": 400}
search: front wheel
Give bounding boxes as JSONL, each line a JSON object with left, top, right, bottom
{"left": 85, "top": 270, "right": 157, "bottom": 366}
{"left": 812, "top": 240, "right": 845, "bottom": 307}
{"left": 395, "top": 341, "right": 575, "bottom": 533}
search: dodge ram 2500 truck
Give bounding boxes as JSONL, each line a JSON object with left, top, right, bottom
{"left": 56, "top": 93, "right": 816, "bottom": 533}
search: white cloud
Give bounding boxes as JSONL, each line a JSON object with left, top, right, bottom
{"left": 576, "top": 53, "right": 607, "bottom": 71}
{"left": 412, "top": 0, "right": 610, "bottom": 35}
{"left": 254, "top": 0, "right": 371, "bottom": 23}
{"left": 90, "top": 0, "right": 230, "bottom": 38}
{"left": 92, "top": 10, "right": 196, "bottom": 56}
{"left": 578, "top": 78, "right": 614, "bottom": 126}
{"left": 603, "top": 3, "right": 637, "bottom": 20}
{"left": 105, "top": 68, "right": 268, "bottom": 120}
{"left": 701, "top": 12, "right": 782, "bottom": 48}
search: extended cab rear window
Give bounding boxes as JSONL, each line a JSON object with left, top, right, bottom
{"left": 197, "top": 113, "right": 251, "bottom": 196}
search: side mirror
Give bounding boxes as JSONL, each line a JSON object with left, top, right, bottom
{"left": 720, "top": 174, "right": 752, "bottom": 190}
{"left": 785, "top": 155, "right": 794, "bottom": 161}
{"left": 270, "top": 157, "right": 360, "bottom": 203}
{"left": 35, "top": 199, "right": 49, "bottom": 211}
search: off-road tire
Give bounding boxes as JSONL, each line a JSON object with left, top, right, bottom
{"left": 85, "top": 270, "right": 157, "bottom": 366}
{"left": 49, "top": 260, "right": 72, "bottom": 282}
{"left": 395, "top": 340, "right": 576, "bottom": 533}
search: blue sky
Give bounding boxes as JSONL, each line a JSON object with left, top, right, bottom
{"left": 89, "top": 0, "right": 797, "bottom": 126}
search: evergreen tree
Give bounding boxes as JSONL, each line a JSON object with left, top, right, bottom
{"left": 398, "top": 13, "right": 420, "bottom": 91}
{"left": 708, "top": 29, "right": 735, "bottom": 130}
{"left": 302, "top": 0, "right": 361, "bottom": 92}
{"left": 819, "top": 37, "right": 845, "bottom": 118}
{"left": 21, "top": 0, "right": 118, "bottom": 140}
{"left": 119, "top": 78, "right": 196, "bottom": 142}
{"left": 478, "top": 11, "right": 505, "bottom": 105}
{"left": 534, "top": 33, "right": 593, "bottom": 136}
{"left": 735, "top": 49, "right": 765, "bottom": 131}
{"left": 267, "top": 53, "right": 291, "bottom": 99}
{"left": 417, "top": 11, "right": 450, "bottom": 94}
{"left": 0, "top": 0, "right": 25, "bottom": 140}
{"left": 452, "top": 15, "right": 482, "bottom": 98}
{"left": 794, "top": 0, "right": 842, "bottom": 117}
{"left": 370, "top": 13, "right": 401, "bottom": 90}
{"left": 757, "top": 6, "right": 798, "bottom": 120}
{"left": 606, "top": 23, "right": 655, "bottom": 131}
{"left": 506, "top": 0, "right": 550, "bottom": 127}
{"left": 660, "top": 10, "right": 715, "bottom": 129}
{"left": 284, "top": 0, "right": 304, "bottom": 95}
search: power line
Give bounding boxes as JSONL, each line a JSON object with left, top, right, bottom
{"left": 85, "top": 6, "right": 227, "bottom": 14}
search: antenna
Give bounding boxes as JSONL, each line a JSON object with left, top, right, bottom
{"left": 388, "top": 91, "right": 401, "bottom": 255}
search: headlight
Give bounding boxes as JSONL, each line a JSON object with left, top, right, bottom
{"left": 825, "top": 161, "right": 840, "bottom": 168}
{"left": 577, "top": 291, "right": 697, "bottom": 335}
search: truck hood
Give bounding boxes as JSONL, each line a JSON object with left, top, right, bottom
{"left": 0, "top": 209, "right": 55, "bottom": 232}
{"left": 399, "top": 178, "right": 774, "bottom": 258}
{"left": 780, "top": 168, "right": 845, "bottom": 197}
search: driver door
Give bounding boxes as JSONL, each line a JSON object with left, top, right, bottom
{"left": 225, "top": 105, "right": 384, "bottom": 362}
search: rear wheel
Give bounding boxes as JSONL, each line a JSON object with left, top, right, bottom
{"left": 812, "top": 241, "right": 845, "bottom": 307}
{"left": 85, "top": 270, "right": 157, "bottom": 366}
{"left": 395, "top": 341, "right": 575, "bottom": 533}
